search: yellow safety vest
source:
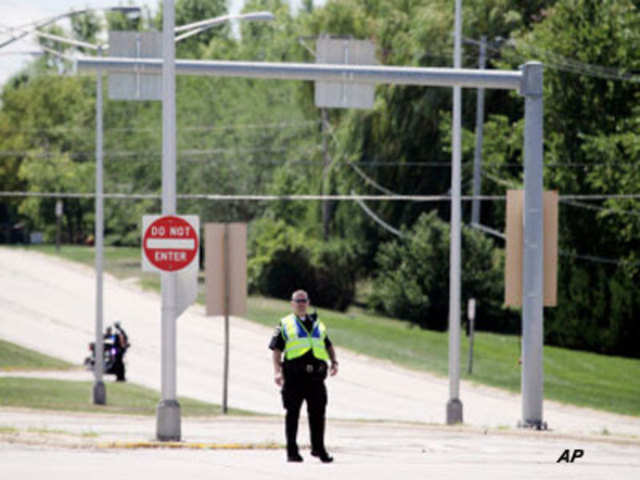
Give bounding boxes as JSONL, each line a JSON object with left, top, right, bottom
{"left": 280, "top": 314, "right": 329, "bottom": 361}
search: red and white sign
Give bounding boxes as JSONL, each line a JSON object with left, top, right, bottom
{"left": 142, "top": 215, "right": 199, "bottom": 272}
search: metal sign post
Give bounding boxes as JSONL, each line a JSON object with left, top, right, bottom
{"left": 204, "top": 223, "right": 248, "bottom": 415}
{"left": 222, "top": 225, "right": 230, "bottom": 414}
{"left": 55, "top": 199, "right": 63, "bottom": 252}
{"left": 467, "top": 298, "right": 476, "bottom": 375}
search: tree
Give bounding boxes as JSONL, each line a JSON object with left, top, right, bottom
{"left": 71, "top": 11, "right": 101, "bottom": 50}
{"left": 478, "top": 0, "right": 640, "bottom": 356}
{"left": 369, "top": 211, "right": 507, "bottom": 330}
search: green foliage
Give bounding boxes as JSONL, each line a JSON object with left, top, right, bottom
{"left": 370, "top": 211, "right": 509, "bottom": 330}
{"left": 70, "top": 11, "right": 101, "bottom": 50}
{"left": 310, "top": 238, "right": 359, "bottom": 310}
{"left": 0, "top": 74, "right": 96, "bottom": 241}
{"left": 248, "top": 217, "right": 357, "bottom": 310}
{"left": 248, "top": 216, "right": 313, "bottom": 297}
{"left": 106, "top": 5, "right": 146, "bottom": 32}
{"left": 479, "top": 0, "right": 640, "bottom": 356}
{"left": 175, "top": 0, "right": 229, "bottom": 57}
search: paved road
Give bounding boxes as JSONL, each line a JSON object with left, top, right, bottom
{"left": 1, "top": 409, "right": 639, "bottom": 480}
{"left": 1, "top": 247, "right": 640, "bottom": 438}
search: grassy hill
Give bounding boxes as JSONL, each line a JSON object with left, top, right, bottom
{"left": 12, "top": 244, "right": 640, "bottom": 417}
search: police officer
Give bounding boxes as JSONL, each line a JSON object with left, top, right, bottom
{"left": 269, "top": 289, "right": 339, "bottom": 463}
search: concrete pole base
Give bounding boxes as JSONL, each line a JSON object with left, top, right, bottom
{"left": 92, "top": 381, "right": 106, "bottom": 405}
{"left": 518, "top": 419, "right": 548, "bottom": 431}
{"left": 156, "top": 399, "right": 181, "bottom": 441}
{"left": 446, "top": 398, "right": 463, "bottom": 424}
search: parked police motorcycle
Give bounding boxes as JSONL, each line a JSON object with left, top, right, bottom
{"left": 84, "top": 322, "right": 129, "bottom": 381}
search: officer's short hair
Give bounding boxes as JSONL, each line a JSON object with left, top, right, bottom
{"left": 291, "top": 289, "right": 309, "bottom": 301}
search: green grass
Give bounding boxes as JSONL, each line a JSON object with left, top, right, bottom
{"left": 0, "top": 377, "right": 251, "bottom": 416}
{"left": 10, "top": 244, "right": 640, "bottom": 417}
{"left": 0, "top": 337, "right": 254, "bottom": 416}
{"left": 0, "top": 338, "right": 76, "bottom": 371}
{"left": 248, "top": 300, "right": 640, "bottom": 417}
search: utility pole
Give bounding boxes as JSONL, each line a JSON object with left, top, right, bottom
{"left": 471, "top": 36, "right": 487, "bottom": 226}
{"left": 93, "top": 45, "right": 106, "bottom": 405}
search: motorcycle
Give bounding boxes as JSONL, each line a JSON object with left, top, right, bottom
{"left": 83, "top": 323, "right": 129, "bottom": 381}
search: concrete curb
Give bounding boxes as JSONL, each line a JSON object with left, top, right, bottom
{"left": 96, "top": 440, "right": 282, "bottom": 450}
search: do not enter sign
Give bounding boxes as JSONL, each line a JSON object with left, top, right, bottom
{"left": 142, "top": 215, "right": 199, "bottom": 272}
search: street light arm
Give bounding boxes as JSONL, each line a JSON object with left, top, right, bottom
{"left": 175, "top": 27, "right": 210, "bottom": 43}
{"left": 35, "top": 30, "right": 99, "bottom": 51}
{"left": 0, "top": 9, "right": 95, "bottom": 49}
{"left": 40, "top": 45, "right": 76, "bottom": 62}
{"left": 0, "top": 7, "right": 140, "bottom": 50}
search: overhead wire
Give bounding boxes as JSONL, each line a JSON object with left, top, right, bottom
{"left": 560, "top": 199, "right": 640, "bottom": 218}
{"left": 0, "top": 119, "right": 322, "bottom": 135}
{"left": 351, "top": 190, "right": 405, "bottom": 238}
{"left": 559, "top": 250, "right": 640, "bottom": 267}
{"left": 463, "top": 36, "right": 640, "bottom": 83}
{"left": 0, "top": 190, "right": 505, "bottom": 202}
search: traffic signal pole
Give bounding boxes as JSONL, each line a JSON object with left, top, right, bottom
{"left": 78, "top": 54, "right": 546, "bottom": 431}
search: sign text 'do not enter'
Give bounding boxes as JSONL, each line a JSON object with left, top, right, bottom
{"left": 143, "top": 216, "right": 198, "bottom": 272}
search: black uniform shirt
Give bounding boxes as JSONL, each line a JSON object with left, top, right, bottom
{"left": 269, "top": 314, "right": 332, "bottom": 365}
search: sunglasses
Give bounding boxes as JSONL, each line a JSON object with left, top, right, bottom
{"left": 293, "top": 298, "right": 309, "bottom": 303}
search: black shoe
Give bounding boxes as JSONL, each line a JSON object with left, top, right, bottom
{"left": 287, "top": 452, "right": 303, "bottom": 462}
{"left": 311, "top": 450, "right": 333, "bottom": 463}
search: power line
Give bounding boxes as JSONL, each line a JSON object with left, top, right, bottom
{"left": 464, "top": 36, "right": 640, "bottom": 83}
{"left": 482, "top": 173, "right": 640, "bottom": 204}
{"left": 560, "top": 199, "right": 640, "bottom": 218}
{"left": 351, "top": 190, "right": 405, "bottom": 238}
{"left": 1, "top": 148, "right": 635, "bottom": 170}
{"left": 559, "top": 250, "right": 640, "bottom": 267}
{"left": 0, "top": 145, "right": 322, "bottom": 160}
{"left": 0, "top": 190, "right": 505, "bottom": 202}
{"left": 561, "top": 194, "right": 640, "bottom": 201}
{"left": 0, "top": 119, "right": 321, "bottom": 135}
{"left": 482, "top": 171, "right": 521, "bottom": 189}
{"left": 347, "top": 161, "right": 398, "bottom": 196}
{"left": 471, "top": 222, "right": 505, "bottom": 240}
{"left": 6, "top": 190, "right": 640, "bottom": 202}
{"left": 5, "top": 190, "right": 639, "bottom": 267}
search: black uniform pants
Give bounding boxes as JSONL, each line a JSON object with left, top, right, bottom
{"left": 281, "top": 374, "right": 328, "bottom": 455}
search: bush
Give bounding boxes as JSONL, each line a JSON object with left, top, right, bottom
{"left": 369, "top": 211, "right": 508, "bottom": 330}
{"left": 545, "top": 259, "right": 640, "bottom": 358}
{"left": 310, "top": 239, "right": 358, "bottom": 311}
{"left": 248, "top": 217, "right": 358, "bottom": 311}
